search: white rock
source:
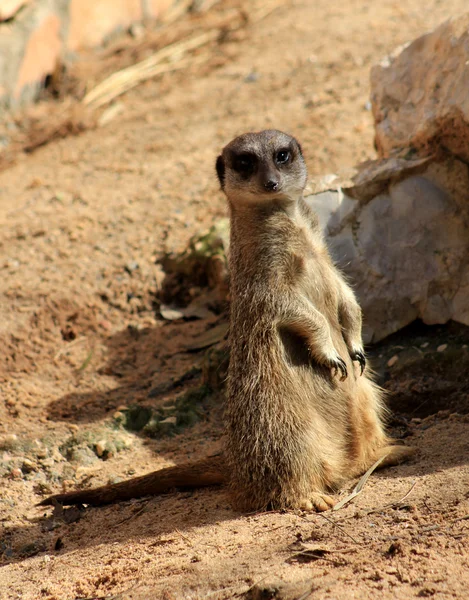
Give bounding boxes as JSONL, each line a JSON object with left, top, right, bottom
{"left": 324, "top": 164, "right": 469, "bottom": 342}
{"left": 309, "top": 17, "right": 469, "bottom": 342}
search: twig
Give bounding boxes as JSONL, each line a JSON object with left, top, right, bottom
{"left": 250, "top": 2, "right": 283, "bottom": 23}
{"left": 243, "top": 575, "right": 268, "bottom": 595}
{"left": 316, "top": 512, "right": 360, "bottom": 545}
{"left": 296, "top": 592, "right": 314, "bottom": 600}
{"left": 113, "top": 505, "right": 148, "bottom": 528}
{"left": 54, "top": 336, "right": 87, "bottom": 360}
{"left": 340, "top": 480, "right": 418, "bottom": 520}
{"left": 333, "top": 454, "right": 387, "bottom": 511}
{"left": 77, "top": 349, "right": 94, "bottom": 372}
{"left": 175, "top": 527, "right": 193, "bottom": 546}
{"left": 83, "top": 31, "right": 219, "bottom": 108}
{"left": 451, "top": 515, "right": 469, "bottom": 523}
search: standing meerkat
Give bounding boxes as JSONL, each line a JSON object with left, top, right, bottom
{"left": 39, "top": 130, "right": 413, "bottom": 512}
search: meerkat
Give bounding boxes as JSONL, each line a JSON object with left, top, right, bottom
{"left": 39, "top": 130, "right": 413, "bottom": 512}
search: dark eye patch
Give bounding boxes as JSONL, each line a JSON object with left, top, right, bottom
{"left": 232, "top": 152, "right": 257, "bottom": 177}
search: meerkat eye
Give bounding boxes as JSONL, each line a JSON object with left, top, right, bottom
{"left": 276, "top": 149, "right": 290, "bottom": 164}
{"left": 233, "top": 153, "right": 256, "bottom": 175}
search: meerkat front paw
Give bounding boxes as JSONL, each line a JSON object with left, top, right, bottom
{"left": 300, "top": 493, "right": 336, "bottom": 512}
{"left": 326, "top": 355, "right": 348, "bottom": 381}
{"left": 349, "top": 347, "right": 366, "bottom": 375}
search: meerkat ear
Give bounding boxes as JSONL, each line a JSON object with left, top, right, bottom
{"left": 216, "top": 155, "right": 225, "bottom": 189}
{"left": 295, "top": 140, "right": 303, "bottom": 157}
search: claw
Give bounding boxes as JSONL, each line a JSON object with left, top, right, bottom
{"left": 351, "top": 350, "right": 366, "bottom": 375}
{"left": 331, "top": 357, "right": 347, "bottom": 381}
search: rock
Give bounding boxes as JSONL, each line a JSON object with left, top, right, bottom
{"left": 331, "top": 14, "right": 469, "bottom": 340}
{"left": 10, "top": 467, "right": 23, "bottom": 479}
{"left": 0, "top": 434, "right": 19, "bottom": 450}
{"left": 371, "top": 14, "right": 469, "bottom": 163}
{"left": 22, "top": 458, "right": 37, "bottom": 473}
{"left": 307, "top": 155, "right": 469, "bottom": 342}
{"left": 0, "top": 1, "right": 183, "bottom": 107}
{"left": 0, "top": 1, "right": 30, "bottom": 22}
{"left": 14, "top": 13, "right": 62, "bottom": 100}
{"left": 95, "top": 440, "right": 107, "bottom": 457}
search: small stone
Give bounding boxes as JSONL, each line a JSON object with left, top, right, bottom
{"left": 387, "top": 355, "right": 399, "bottom": 367}
{"left": 0, "top": 1, "right": 31, "bottom": 22}
{"left": 244, "top": 71, "right": 259, "bottom": 83}
{"left": 22, "top": 458, "right": 37, "bottom": 473}
{"left": 159, "top": 416, "right": 177, "bottom": 425}
{"left": 10, "top": 467, "right": 23, "bottom": 479}
{"left": 129, "top": 22, "right": 145, "bottom": 39}
{"left": 95, "top": 440, "right": 107, "bottom": 457}
{"left": 0, "top": 434, "right": 19, "bottom": 450}
{"left": 437, "top": 344, "right": 447, "bottom": 352}
{"left": 99, "top": 320, "right": 112, "bottom": 331}
{"left": 62, "top": 479, "right": 76, "bottom": 491}
{"left": 420, "top": 342, "right": 429, "bottom": 348}
{"left": 125, "top": 261, "right": 139, "bottom": 274}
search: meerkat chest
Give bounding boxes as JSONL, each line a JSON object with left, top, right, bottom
{"left": 292, "top": 216, "right": 339, "bottom": 310}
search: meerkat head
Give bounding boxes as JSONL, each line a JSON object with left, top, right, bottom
{"left": 215, "top": 130, "right": 307, "bottom": 206}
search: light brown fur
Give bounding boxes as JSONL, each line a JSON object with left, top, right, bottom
{"left": 39, "top": 130, "right": 413, "bottom": 512}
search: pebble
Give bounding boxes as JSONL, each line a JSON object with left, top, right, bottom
{"left": 0, "top": 434, "right": 18, "bottom": 449}
{"left": 22, "top": 459, "right": 37, "bottom": 473}
{"left": 95, "top": 440, "right": 107, "bottom": 457}
{"left": 437, "top": 344, "right": 447, "bottom": 352}
{"left": 387, "top": 355, "right": 399, "bottom": 367}
{"left": 125, "top": 261, "right": 139, "bottom": 274}
{"left": 10, "top": 467, "right": 23, "bottom": 479}
{"left": 420, "top": 342, "right": 429, "bottom": 348}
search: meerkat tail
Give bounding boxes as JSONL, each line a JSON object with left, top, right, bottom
{"left": 37, "top": 454, "right": 226, "bottom": 507}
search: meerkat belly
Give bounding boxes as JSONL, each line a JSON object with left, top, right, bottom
{"left": 226, "top": 324, "right": 351, "bottom": 493}
{"left": 300, "top": 256, "right": 340, "bottom": 320}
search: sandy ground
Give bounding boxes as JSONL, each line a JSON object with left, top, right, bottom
{"left": 1, "top": 1, "right": 468, "bottom": 598}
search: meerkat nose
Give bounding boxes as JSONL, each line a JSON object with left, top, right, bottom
{"left": 264, "top": 179, "right": 279, "bottom": 191}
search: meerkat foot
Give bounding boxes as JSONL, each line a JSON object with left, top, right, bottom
{"left": 349, "top": 347, "right": 366, "bottom": 375}
{"left": 300, "top": 493, "right": 336, "bottom": 512}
